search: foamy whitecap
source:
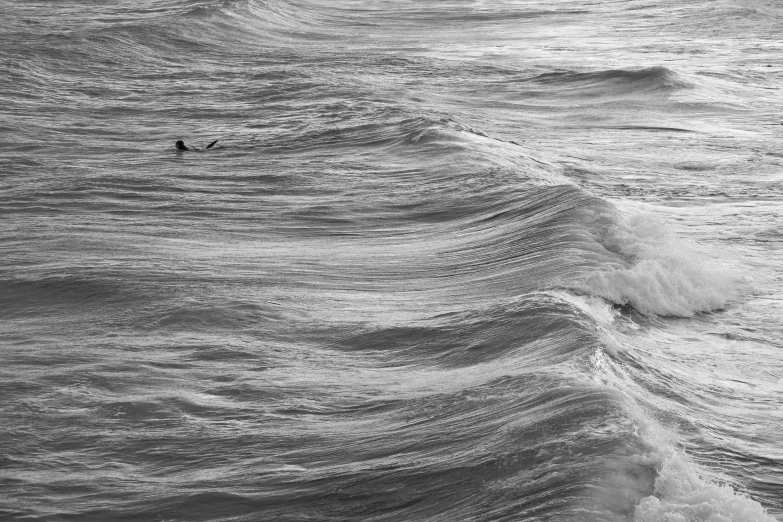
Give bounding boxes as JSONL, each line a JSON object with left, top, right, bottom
{"left": 634, "top": 447, "right": 776, "bottom": 522}
{"left": 589, "top": 349, "right": 775, "bottom": 522}
{"left": 578, "top": 212, "right": 736, "bottom": 317}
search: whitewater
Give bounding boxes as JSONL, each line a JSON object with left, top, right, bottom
{"left": 1, "top": 0, "right": 781, "bottom": 520}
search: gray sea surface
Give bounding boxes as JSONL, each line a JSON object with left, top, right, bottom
{"left": 1, "top": 0, "right": 782, "bottom": 520}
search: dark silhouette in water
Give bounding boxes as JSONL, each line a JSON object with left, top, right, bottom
{"left": 175, "top": 139, "right": 219, "bottom": 151}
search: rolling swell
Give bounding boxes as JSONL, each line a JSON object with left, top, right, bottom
{"left": 523, "top": 67, "right": 694, "bottom": 97}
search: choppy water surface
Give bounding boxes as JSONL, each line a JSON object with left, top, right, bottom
{"left": 1, "top": 0, "right": 782, "bottom": 520}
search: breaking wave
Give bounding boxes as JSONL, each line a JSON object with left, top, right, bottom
{"left": 575, "top": 211, "right": 736, "bottom": 316}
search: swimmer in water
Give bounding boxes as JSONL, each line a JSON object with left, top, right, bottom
{"left": 175, "top": 139, "right": 219, "bottom": 151}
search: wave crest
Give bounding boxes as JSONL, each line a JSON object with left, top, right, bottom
{"left": 525, "top": 66, "right": 693, "bottom": 97}
{"left": 575, "top": 212, "right": 735, "bottom": 317}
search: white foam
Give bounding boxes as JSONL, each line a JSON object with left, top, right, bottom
{"left": 589, "top": 348, "right": 776, "bottom": 522}
{"left": 578, "top": 212, "right": 736, "bottom": 317}
{"left": 634, "top": 446, "right": 776, "bottom": 522}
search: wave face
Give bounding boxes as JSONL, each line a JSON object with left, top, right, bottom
{"left": 1, "top": 0, "right": 782, "bottom": 520}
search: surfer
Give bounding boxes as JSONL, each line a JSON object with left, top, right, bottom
{"left": 175, "top": 139, "right": 219, "bottom": 151}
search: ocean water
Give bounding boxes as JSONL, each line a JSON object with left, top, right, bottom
{"left": 1, "top": 0, "right": 782, "bottom": 520}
